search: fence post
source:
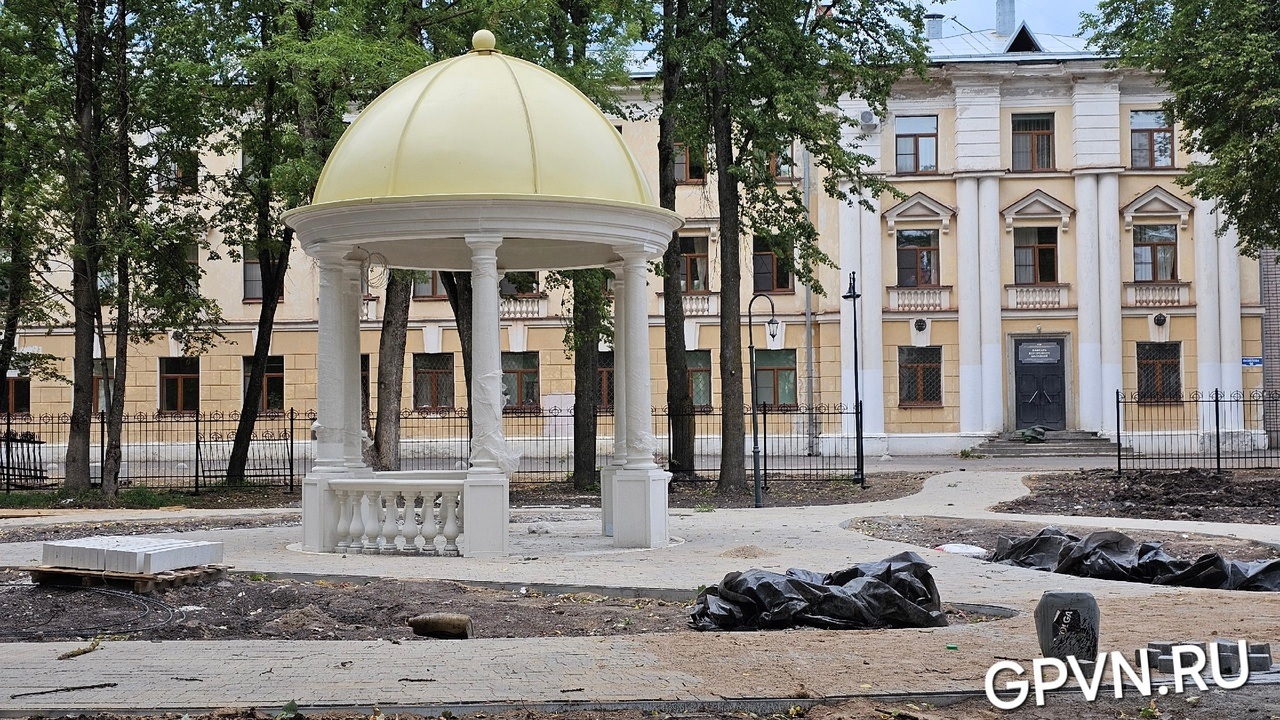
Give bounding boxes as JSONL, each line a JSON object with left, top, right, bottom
{"left": 194, "top": 410, "right": 201, "bottom": 494}
{"left": 1214, "top": 391, "right": 1222, "bottom": 475}
{"left": 761, "top": 402, "right": 769, "bottom": 493}
{"left": 98, "top": 410, "right": 105, "bottom": 483}
{"left": 1115, "top": 391, "right": 1122, "bottom": 476}
{"left": 4, "top": 411, "right": 10, "bottom": 494}
{"left": 288, "top": 408, "right": 296, "bottom": 493}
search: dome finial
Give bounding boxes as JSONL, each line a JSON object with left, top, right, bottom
{"left": 472, "top": 29, "right": 497, "bottom": 54}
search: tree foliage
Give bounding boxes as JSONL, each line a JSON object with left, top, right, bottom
{"left": 1084, "top": 0, "right": 1280, "bottom": 255}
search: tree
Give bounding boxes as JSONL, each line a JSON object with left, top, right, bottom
{"left": 1083, "top": 0, "right": 1280, "bottom": 255}
{"left": 681, "top": 0, "right": 929, "bottom": 493}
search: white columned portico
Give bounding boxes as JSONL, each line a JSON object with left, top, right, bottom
{"left": 600, "top": 272, "right": 627, "bottom": 537}
{"left": 301, "top": 256, "right": 353, "bottom": 551}
{"left": 1074, "top": 173, "right": 1102, "bottom": 431}
{"left": 978, "top": 175, "right": 1004, "bottom": 433}
{"left": 612, "top": 249, "right": 669, "bottom": 549}
{"left": 1097, "top": 172, "right": 1123, "bottom": 437}
{"left": 955, "top": 176, "right": 983, "bottom": 435}
{"left": 462, "top": 234, "right": 510, "bottom": 557}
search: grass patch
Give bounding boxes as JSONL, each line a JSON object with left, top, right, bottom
{"left": 0, "top": 487, "right": 182, "bottom": 510}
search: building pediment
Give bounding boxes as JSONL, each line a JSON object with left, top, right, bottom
{"left": 1121, "top": 186, "right": 1193, "bottom": 230}
{"left": 883, "top": 192, "right": 956, "bottom": 235}
{"left": 1002, "top": 190, "right": 1074, "bottom": 232}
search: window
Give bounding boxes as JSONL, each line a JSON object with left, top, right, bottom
{"left": 753, "top": 237, "right": 793, "bottom": 293}
{"left": 242, "top": 246, "right": 283, "bottom": 302}
{"left": 1131, "top": 111, "right": 1173, "bottom": 169}
{"left": 769, "top": 141, "right": 797, "bottom": 181}
{"left": 6, "top": 377, "right": 30, "bottom": 415}
{"left": 162, "top": 151, "right": 200, "bottom": 193}
{"left": 1137, "top": 342, "right": 1181, "bottom": 401}
{"left": 501, "top": 352, "right": 539, "bottom": 410}
{"left": 413, "top": 271, "right": 448, "bottom": 299}
{"left": 895, "top": 116, "right": 938, "bottom": 174}
{"left": 1133, "top": 224, "right": 1177, "bottom": 282}
{"left": 678, "top": 235, "right": 710, "bottom": 294}
{"left": 413, "top": 353, "right": 454, "bottom": 410}
{"left": 753, "top": 349, "right": 797, "bottom": 407}
{"left": 597, "top": 351, "right": 614, "bottom": 410}
{"left": 244, "top": 356, "right": 285, "bottom": 413}
{"left": 498, "top": 271, "right": 539, "bottom": 297}
{"left": 898, "top": 346, "right": 942, "bottom": 407}
{"left": 1013, "top": 227, "right": 1058, "bottom": 285}
{"left": 688, "top": 350, "right": 712, "bottom": 408}
{"left": 160, "top": 357, "right": 200, "bottom": 413}
{"left": 895, "top": 229, "right": 939, "bottom": 287}
{"left": 1012, "top": 113, "right": 1055, "bottom": 171}
{"left": 674, "top": 143, "right": 706, "bottom": 184}
{"left": 92, "top": 359, "right": 114, "bottom": 414}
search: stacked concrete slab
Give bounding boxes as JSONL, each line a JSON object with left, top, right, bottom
{"left": 42, "top": 536, "right": 223, "bottom": 574}
{"left": 1137, "top": 640, "right": 1273, "bottom": 675}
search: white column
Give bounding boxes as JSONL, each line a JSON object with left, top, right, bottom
{"left": 1194, "top": 198, "right": 1222, "bottom": 401}
{"left": 1075, "top": 174, "right": 1102, "bottom": 431}
{"left": 342, "top": 261, "right": 366, "bottom": 469}
{"left": 956, "top": 176, "right": 984, "bottom": 435}
{"left": 859, "top": 196, "right": 886, "bottom": 440}
{"left": 301, "top": 255, "right": 348, "bottom": 552}
{"left": 601, "top": 272, "right": 627, "bottom": 537}
{"left": 978, "top": 175, "right": 1004, "bottom": 433}
{"left": 1218, "top": 213, "right": 1244, "bottom": 430}
{"left": 612, "top": 248, "right": 669, "bottom": 549}
{"left": 1098, "top": 173, "right": 1123, "bottom": 436}
{"left": 462, "top": 234, "right": 509, "bottom": 557}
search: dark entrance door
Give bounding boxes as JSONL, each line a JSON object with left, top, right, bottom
{"left": 1014, "top": 339, "right": 1066, "bottom": 430}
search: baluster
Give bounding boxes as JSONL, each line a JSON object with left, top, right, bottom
{"left": 401, "top": 491, "right": 420, "bottom": 553}
{"left": 441, "top": 490, "right": 461, "bottom": 556}
{"left": 455, "top": 491, "right": 465, "bottom": 533}
{"left": 348, "top": 490, "right": 367, "bottom": 553}
{"left": 334, "top": 490, "right": 352, "bottom": 552}
{"left": 421, "top": 492, "right": 440, "bottom": 555}
{"left": 379, "top": 490, "right": 398, "bottom": 554}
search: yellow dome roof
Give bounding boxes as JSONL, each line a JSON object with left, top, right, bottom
{"left": 312, "top": 33, "right": 655, "bottom": 207}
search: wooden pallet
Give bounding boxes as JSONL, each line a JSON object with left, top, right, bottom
{"left": 27, "top": 564, "right": 233, "bottom": 594}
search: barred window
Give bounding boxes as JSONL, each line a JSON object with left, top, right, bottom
{"left": 597, "top": 351, "right": 614, "bottom": 410}
{"left": 687, "top": 350, "right": 712, "bottom": 408}
{"left": 413, "top": 353, "right": 455, "bottom": 410}
{"left": 1137, "top": 342, "right": 1181, "bottom": 401}
{"left": 898, "top": 346, "right": 942, "bottom": 407}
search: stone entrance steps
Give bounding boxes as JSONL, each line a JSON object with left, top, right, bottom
{"left": 976, "top": 430, "right": 1124, "bottom": 457}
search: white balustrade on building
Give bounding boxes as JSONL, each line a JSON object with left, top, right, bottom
{"left": 888, "top": 286, "right": 952, "bottom": 312}
{"left": 1006, "top": 284, "right": 1069, "bottom": 309}
{"left": 499, "top": 296, "right": 543, "bottom": 319}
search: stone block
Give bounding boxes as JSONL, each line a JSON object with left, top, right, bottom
{"left": 1248, "top": 654, "right": 1273, "bottom": 672}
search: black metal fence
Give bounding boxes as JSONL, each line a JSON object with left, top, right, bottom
{"left": 2, "top": 402, "right": 866, "bottom": 492}
{"left": 1, "top": 410, "right": 302, "bottom": 493}
{"left": 1116, "top": 390, "right": 1280, "bottom": 473}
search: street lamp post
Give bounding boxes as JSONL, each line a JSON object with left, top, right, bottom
{"left": 842, "top": 272, "right": 865, "bottom": 485}
{"left": 748, "top": 293, "right": 779, "bottom": 508}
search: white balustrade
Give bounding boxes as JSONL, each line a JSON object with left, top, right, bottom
{"left": 1125, "top": 282, "right": 1188, "bottom": 307}
{"left": 1005, "top": 284, "right": 1069, "bottom": 309}
{"left": 500, "top": 296, "right": 543, "bottom": 318}
{"left": 328, "top": 475, "right": 465, "bottom": 556}
{"left": 888, "top": 286, "right": 952, "bottom": 312}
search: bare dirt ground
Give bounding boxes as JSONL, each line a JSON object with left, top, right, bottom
{"left": 0, "top": 571, "right": 993, "bottom": 642}
{"left": 0, "top": 514, "right": 300, "bottom": 544}
{"left": 995, "top": 468, "right": 1280, "bottom": 524}
{"left": 512, "top": 473, "right": 928, "bottom": 509}
{"left": 850, "top": 516, "right": 1280, "bottom": 562}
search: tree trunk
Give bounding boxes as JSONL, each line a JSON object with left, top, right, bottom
{"left": 441, "top": 271, "right": 474, "bottom": 429}
{"left": 710, "top": 0, "right": 746, "bottom": 495}
{"left": 227, "top": 245, "right": 288, "bottom": 483}
{"left": 65, "top": 0, "right": 105, "bottom": 494}
{"left": 101, "top": 0, "right": 130, "bottom": 498}
{"left": 570, "top": 272, "right": 602, "bottom": 491}
{"left": 372, "top": 270, "right": 413, "bottom": 470}
{"left": 659, "top": 0, "right": 694, "bottom": 480}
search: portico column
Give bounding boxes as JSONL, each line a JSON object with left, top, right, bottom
{"left": 956, "top": 176, "right": 983, "bottom": 435}
{"left": 462, "top": 234, "right": 510, "bottom": 557}
{"left": 1075, "top": 174, "right": 1103, "bottom": 432}
{"left": 1194, "top": 197, "right": 1222, "bottom": 433}
{"left": 978, "top": 175, "right": 1004, "bottom": 433}
{"left": 1218, "top": 210, "right": 1244, "bottom": 430}
{"left": 301, "top": 255, "right": 349, "bottom": 552}
{"left": 612, "top": 247, "right": 669, "bottom": 549}
{"left": 1098, "top": 173, "right": 1124, "bottom": 437}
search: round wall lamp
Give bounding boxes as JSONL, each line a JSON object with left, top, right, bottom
{"left": 1153, "top": 313, "right": 1168, "bottom": 327}
{"left": 914, "top": 318, "right": 928, "bottom": 332}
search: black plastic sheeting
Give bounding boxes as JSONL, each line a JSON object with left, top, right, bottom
{"left": 689, "top": 551, "right": 948, "bottom": 631}
{"left": 989, "top": 527, "right": 1280, "bottom": 592}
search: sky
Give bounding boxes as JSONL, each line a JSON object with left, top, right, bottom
{"left": 922, "top": 0, "right": 1100, "bottom": 37}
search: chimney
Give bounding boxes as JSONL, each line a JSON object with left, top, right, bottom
{"left": 924, "top": 13, "right": 945, "bottom": 39}
{"left": 997, "top": 0, "right": 1016, "bottom": 36}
